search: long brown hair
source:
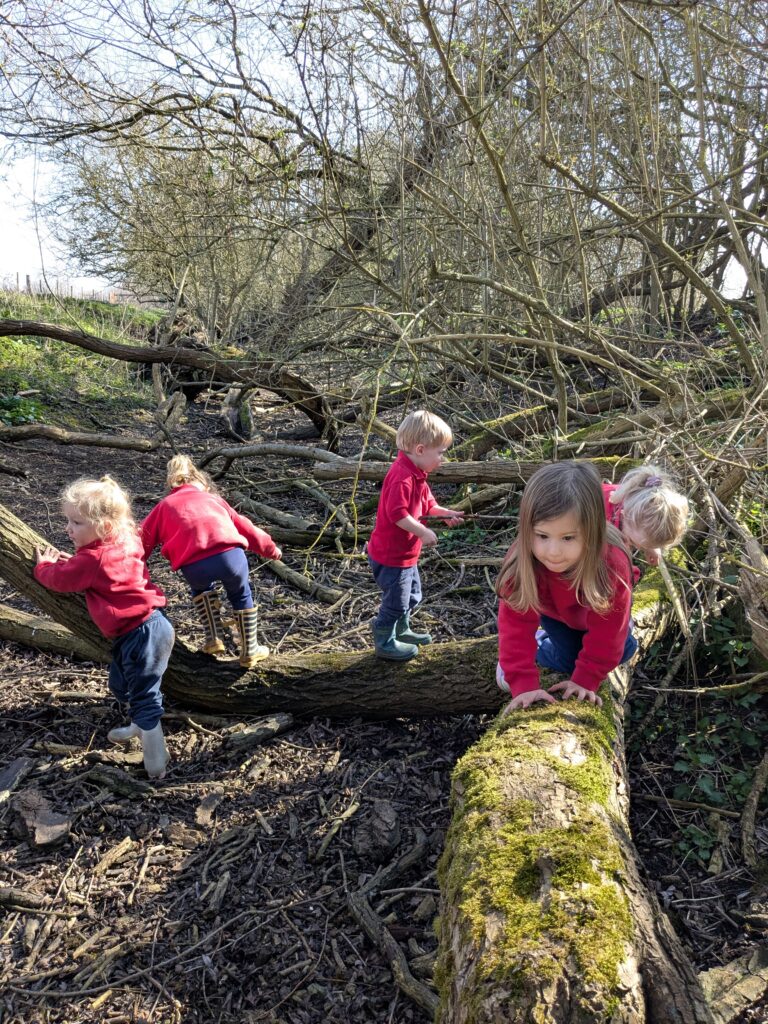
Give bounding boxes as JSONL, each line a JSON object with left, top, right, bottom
{"left": 495, "top": 461, "right": 628, "bottom": 613}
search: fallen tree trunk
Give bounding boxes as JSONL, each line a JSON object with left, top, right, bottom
{"left": 313, "top": 456, "right": 640, "bottom": 485}
{"left": 0, "top": 603, "right": 105, "bottom": 662}
{"left": 0, "top": 391, "right": 186, "bottom": 452}
{"left": 0, "top": 499, "right": 500, "bottom": 717}
{"left": 0, "top": 319, "right": 338, "bottom": 447}
{"left": 434, "top": 575, "right": 715, "bottom": 1022}
{"left": 452, "top": 388, "right": 627, "bottom": 460}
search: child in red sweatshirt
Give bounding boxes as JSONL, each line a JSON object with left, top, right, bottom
{"left": 495, "top": 461, "right": 637, "bottom": 711}
{"left": 367, "top": 410, "right": 464, "bottom": 660}
{"left": 141, "top": 455, "right": 281, "bottom": 668}
{"left": 603, "top": 464, "right": 689, "bottom": 568}
{"left": 34, "top": 476, "right": 173, "bottom": 779}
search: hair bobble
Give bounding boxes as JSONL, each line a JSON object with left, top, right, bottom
{"left": 644, "top": 475, "right": 662, "bottom": 487}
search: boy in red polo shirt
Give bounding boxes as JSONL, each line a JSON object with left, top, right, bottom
{"left": 367, "top": 411, "right": 465, "bottom": 660}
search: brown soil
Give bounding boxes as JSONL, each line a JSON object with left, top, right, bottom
{"left": 0, "top": 393, "right": 495, "bottom": 1024}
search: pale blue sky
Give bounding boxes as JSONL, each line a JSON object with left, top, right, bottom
{"left": 0, "top": 152, "right": 110, "bottom": 294}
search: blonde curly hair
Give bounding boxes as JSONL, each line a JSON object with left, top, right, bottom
{"left": 61, "top": 476, "right": 137, "bottom": 543}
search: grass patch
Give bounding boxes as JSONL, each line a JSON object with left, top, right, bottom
{"left": 0, "top": 291, "right": 165, "bottom": 426}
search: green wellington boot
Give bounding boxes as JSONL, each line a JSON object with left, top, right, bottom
{"left": 395, "top": 611, "right": 432, "bottom": 645}
{"left": 372, "top": 623, "right": 418, "bottom": 661}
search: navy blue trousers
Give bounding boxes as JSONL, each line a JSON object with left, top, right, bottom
{"left": 536, "top": 614, "right": 637, "bottom": 675}
{"left": 180, "top": 547, "right": 253, "bottom": 609}
{"left": 108, "top": 610, "right": 175, "bottom": 730}
{"left": 368, "top": 557, "right": 423, "bottom": 630}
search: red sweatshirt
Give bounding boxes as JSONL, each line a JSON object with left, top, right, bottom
{"left": 497, "top": 544, "right": 633, "bottom": 696}
{"left": 141, "top": 484, "right": 280, "bottom": 570}
{"left": 367, "top": 451, "right": 437, "bottom": 567}
{"left": 603, "top": 481, "right": 641, "bottom": 584}
{"left": 34, "top": 535, "right": 166, "bottom": 639}
{"left": 603, "top": 482, "right": 622, "bottom": 529}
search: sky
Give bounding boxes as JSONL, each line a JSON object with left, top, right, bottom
{"left": 0, "top": 152, "right": 111, "bottom": 296}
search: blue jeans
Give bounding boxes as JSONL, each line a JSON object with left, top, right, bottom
{"left": 180, "top": 547, "right": 253, "bottom": 609}
{"left": 108, "top": 610, "right": 175, "bottom": 730}
{"left": 536, "top": 614, "right": 637, "bottom": 676}
{"left": 368, "top": 557, "right": 422, "bottom": 630}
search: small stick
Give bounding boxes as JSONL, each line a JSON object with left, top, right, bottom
{"left": 419, "top": 513, "right": 510, "bottom": 523}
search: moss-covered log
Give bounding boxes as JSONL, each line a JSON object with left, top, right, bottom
{"left": 434, "top": 576, "right": 715, "bottom": 1023}
{"left": 561, "top": 387, "right": 757, "bottom": 458}
{"left": 453, "top": 389, "right": 626, "bottom": 460}
{"left": 0, "top": 500, "right": 501, "bottom": 718}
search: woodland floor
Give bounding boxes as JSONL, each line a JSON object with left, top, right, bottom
{"left": 0, "top": 388, "right": 766, "bottom": 1023}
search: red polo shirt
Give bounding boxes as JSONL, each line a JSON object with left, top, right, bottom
{"left": 141, "top": 485, "right": 280, "bottom": 570}
{"left": 367, "top": 451, "right": 437, "bottom": 567}
{"left": 603, "top": 482, "right": 622, "bottom": 529}
{"left": 603, "top": 481, "right": 642, "bottom": 583}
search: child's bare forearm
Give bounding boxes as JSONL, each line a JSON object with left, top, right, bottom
{"left": 425, "top": 505, "right": 464, "bottom": 518}
{"left": 395, "top": 515, "right": 438, "bottom": 547}
{"left": 396, "top": 514, "right": 429, "bottom": 538}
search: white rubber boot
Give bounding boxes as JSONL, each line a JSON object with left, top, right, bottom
{"left": 139, "top": 722, "right": 169, "bottom": 780}
{"left": 108, "top": 722, "right": 142, "bottom": 744}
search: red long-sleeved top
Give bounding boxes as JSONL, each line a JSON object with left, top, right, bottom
{"left": 34, "top": 535, "right": 166, "bottom": 639}
{"left": 497, "top": 544, "right": 634, "bottom": 697}
{"left": 367, "top": 452, "right": 437, "bottom": 567}
{"left": 603, "top": 481, "right": 642, "bottom": 584}
{"left": 141, "top": 484, "right": 280, "bottom": 570}
{"left": 603, "top": 482, "right": 622, "bottom": 529}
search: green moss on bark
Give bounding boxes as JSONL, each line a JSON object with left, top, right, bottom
{"left": 435, "top": 703, "right": 634, "bottom": 1022}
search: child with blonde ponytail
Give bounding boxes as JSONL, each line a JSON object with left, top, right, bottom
{"left": 604, "top": 464, "right": 689, "bottom": 566}
{"left": 141, "top": 455, "right": 281, "bottom": 667}
{"left": 34, "top": 476, "right": 173, "bottom": 779}
{"left": 495, "top": 461, "right": 637, "bottom": 711}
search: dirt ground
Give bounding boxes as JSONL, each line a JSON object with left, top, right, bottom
{"left": 1, "top": 392, "right": 766, "bottom": 1023}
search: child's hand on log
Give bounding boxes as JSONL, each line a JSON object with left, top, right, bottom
{"left": 35, "top": 545, "right": 62, "bottom": 565}
{"left": 549, "top": 679, "right": 603, "bottom": 707}
{"left": 501, "top": 688, "right": 557, "bottom": 713}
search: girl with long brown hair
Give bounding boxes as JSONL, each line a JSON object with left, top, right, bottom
{"left": 495, "top": 461, "right": 636, "bottom": 711}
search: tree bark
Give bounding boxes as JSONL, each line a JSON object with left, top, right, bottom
{"left": 0, "top": 603, "right": 105, "bottom": 662}
{"left": 313, "top": 456, "right": 639, "bottom": 485}
{"left": 434, "top": 582, "right": 715, "bottom": 1023}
